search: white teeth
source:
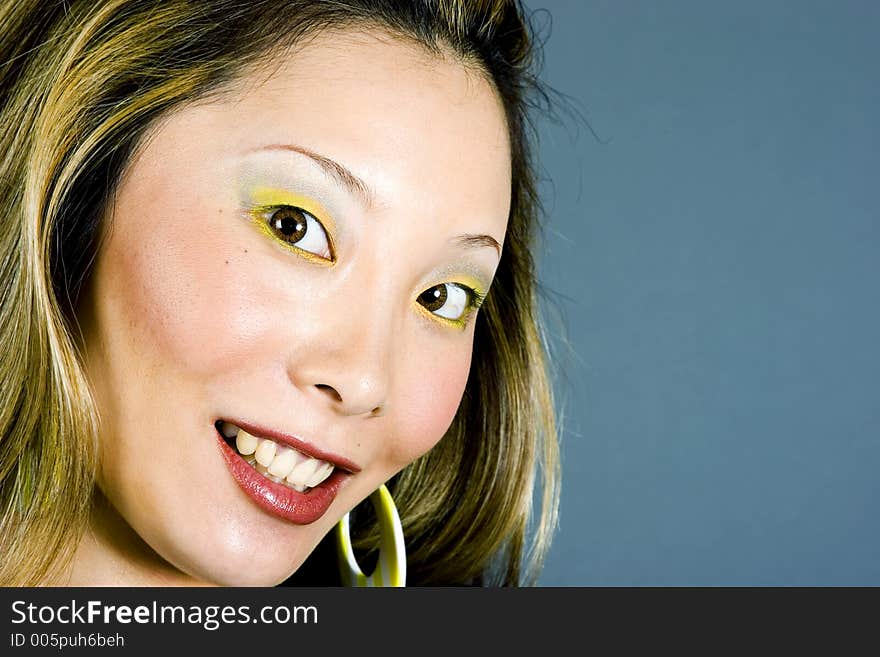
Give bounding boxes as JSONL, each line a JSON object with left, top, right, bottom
{"left": 235, "top": 430, "right": 259, "bottom": 455}
{"left": 254, "top": 439, "right": 277, "bottom": 467}
{"left": 226, "top": 424, "right": 336, "bottom": 493}
{"left": 305, "top": 461, "right": 334, "bottom": 488}
{"left": 267, "top": 446, "right": 298, "bottom": 479}
{"left": 286, "top": 458, "right": 320, "bottom": 487}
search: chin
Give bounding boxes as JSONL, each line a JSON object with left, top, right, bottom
{"left": 158, "top": 538, "right": 314, "bottom": 587}
{"left": 193, "top": 563, "right": 297, "bottom": 588}
{"left": 122, "top": 506, "right": 323, "bottom": 587}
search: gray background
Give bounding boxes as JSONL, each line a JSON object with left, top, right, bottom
{"left": 529, "top": 0, "right": 879, "bottom": 585}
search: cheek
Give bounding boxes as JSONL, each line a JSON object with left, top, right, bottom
{"left": 387, "top": 337, "right": 474, "bottom": 467}
{"left": 95, "top": 200, "right": 275, "bottom": 385}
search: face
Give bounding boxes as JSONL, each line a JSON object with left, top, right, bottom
{"left": 75, "top": 29, "right": 511, "bottom": 585}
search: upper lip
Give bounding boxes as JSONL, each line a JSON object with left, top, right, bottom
{"left": 217, "top": 418, "right": 361, "bottom": 474}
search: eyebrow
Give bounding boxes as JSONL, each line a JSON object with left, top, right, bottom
{"left": 253, "top": 143, "right": 376, "bottom": 208}
{"left": 253, "top": 143, "right": 503, "bottom": 257}
{"left": 453, "top": 233, "right": 502, "bottom": 257}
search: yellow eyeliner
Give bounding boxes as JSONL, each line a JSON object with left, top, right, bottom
{"left": 448, "top": 274, "right": 486, "bottom": 300}
{"left": 247, "top": 185, "right": 336, "bottom": 230}
{"left": 412, "top": 298, "right": 479, "bottom": 331}
{"left": 244, "top": 185, "right": 337, "bottom": 264}
{"left": 412, "top": 276, "right": 487, "bottom": 331}
{"left": 251, "top": 218, "right": 333, "bottom": 266}
{"left": 244, "top": 183, "right": 486, "bottom": 330}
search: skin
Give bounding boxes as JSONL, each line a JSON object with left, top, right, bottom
{"left": 66, "top": 28, "right": 511, "bottom": 586}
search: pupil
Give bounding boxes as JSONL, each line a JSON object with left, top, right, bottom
{"left": 272, "top": 208, "right": 306, "bottom": 242}
{"left": 279, "top": 216, "right": 299, "bottom": 235}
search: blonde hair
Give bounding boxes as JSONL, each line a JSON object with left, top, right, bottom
{"left": 0, "top": 0, "right": 560, "bottom": 586}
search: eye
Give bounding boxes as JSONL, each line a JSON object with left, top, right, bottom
{"left": 265, "top": 205, "right": 332, "bottom": 260}
{"left": 417, "top": 283, "right": 476, "bottom": 321}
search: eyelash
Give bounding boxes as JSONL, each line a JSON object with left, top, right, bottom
{"left": 416, "top": 283, "right": 486, "bottom": 330}
{"left": 256, "top": 203, "right": 486, "bottom": 328}
{"left": 255, "top": 203, "right": 335, "bottom": 263}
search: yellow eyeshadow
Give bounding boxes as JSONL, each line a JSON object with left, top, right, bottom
{"left": 411, "top": 278, "right": 487, "bottom": 332}
{"left": 245, "top": 185, "right": 336, "bottom": 264}
{"left": 246, "top": 185, "right": 337, "bottom": 233}
{"left": 450, "top": 274, "right": 486, "bottom": 300}
{"left": 412, "top": 300, "right": 469, "bottom": 331}
{"left": 251, "top": 217, "right": 333, "bottom": 265}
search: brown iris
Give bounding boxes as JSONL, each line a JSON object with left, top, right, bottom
{"left": 268, "top": 206, "right": 308, "bottom": 244}
{"left": 417, "top": 284, "right": 448, "bottom": 312}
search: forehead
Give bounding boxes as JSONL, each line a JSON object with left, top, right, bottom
{"left": 193, "top": 27, "right": 512, "bottom": 241}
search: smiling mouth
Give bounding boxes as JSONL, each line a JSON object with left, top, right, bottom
{"left": 215, "top": 420, "right": 351, "bottom": 525}
{"left": 215, "top": 420, "right": 336, "bottom": 493}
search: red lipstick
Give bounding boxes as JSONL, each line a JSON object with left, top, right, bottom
{"left": 215, "top": 426, "right": 350, "bottom": 525}
{"left": 224, "top": 418, "right": 361, "bottom": 473}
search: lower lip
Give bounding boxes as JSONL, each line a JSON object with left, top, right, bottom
{"left": 216, "top": 428, "right": 348, "bottom": 524}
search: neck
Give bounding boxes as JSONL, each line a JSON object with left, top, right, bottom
{"left": 64, "top": 488, "right": 214, "bottom": 587}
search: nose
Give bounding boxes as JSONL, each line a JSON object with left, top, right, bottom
{"left": 312, "top": 372, "right": 387, "bottom": 418}
{"left": 285, "top": 292, "right": 394, "bottom": 419}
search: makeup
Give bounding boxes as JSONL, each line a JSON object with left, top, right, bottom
{"left": 215, "top": 423, "right": 354, "bottom": 525}
{"left": 236, "top": 147, "right": 352, "bottom": 236}
{"left": 243, "top": 185, "right": 337, "bottom": 264}
{"left": 411, "top": 270, "right": 488, "bottom": 331}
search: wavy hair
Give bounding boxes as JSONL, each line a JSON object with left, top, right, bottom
{"left": 0, "top": 0, "right": 560, "bottom": 586}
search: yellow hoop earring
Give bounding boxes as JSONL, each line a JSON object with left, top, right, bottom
{"left": 336, "top": 484, "right": 406, "bottom": 587}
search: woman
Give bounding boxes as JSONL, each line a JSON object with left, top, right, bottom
{"left": 0, "top": 0, "right": 560, "bottom": 586}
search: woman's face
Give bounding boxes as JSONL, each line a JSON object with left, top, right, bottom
{"left": 76, "top": 29, "right": 511, "bottom": 585}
